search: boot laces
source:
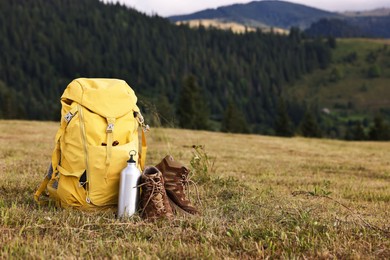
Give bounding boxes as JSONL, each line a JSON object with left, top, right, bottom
{"left": 139, "top": 175, "right": 167, "bottom": 214}
{"left": 181, "top": 168, "right": 202, "bottom": 206}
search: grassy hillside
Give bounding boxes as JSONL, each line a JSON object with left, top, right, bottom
{"left": 286, "top": 38, "right": 390, "bottom": 129}
{"left": 1, "top": 120, "right": 389, "bottom": 258}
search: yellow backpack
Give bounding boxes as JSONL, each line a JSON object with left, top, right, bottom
{"left": 34, "top": 78, "right": 147, "bottom": 210}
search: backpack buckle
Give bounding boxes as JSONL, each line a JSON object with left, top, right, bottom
{"left": 64, "top": 106, "right": 78, "bottom": 123}
{"left": 135, "top": 112, "right": 150, "bottom": 132}
{"left": 106, "top": 123, "right": 114, "bottom": 133}
{"left": 64, "top": 112, "right": 73, "bottom": 123}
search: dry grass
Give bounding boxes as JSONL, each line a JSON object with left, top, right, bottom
{"left": 1, "top": 120, "right": 389, "bottom": 258}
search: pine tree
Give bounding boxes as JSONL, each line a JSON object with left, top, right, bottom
{"left": 327, "top": 36, "right": 337, "bottom": 49}
{"left": 345, "top": 121, "right": 366, "bottom": 140}
{"left": 299, "top": 109, "right": 322, "bottom": 138}
{"left": 352, "top": 121, "right": 366, "bottom": 140}
{"left": 156, "top": 95, "right": 175, "bottom": 127}
{"left": 176, "top": 75, "right": 209, "bottom": 130}
{"left": 369, "top": 116, "right": 390, "bottom": 140}
{"left": 274, "top": 98, "right": 294, "bottom": 137}
{"left": 221, "top": 100, "right": 250, "bottom": 133}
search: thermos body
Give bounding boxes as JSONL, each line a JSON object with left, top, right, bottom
{"left": 117, "top": 154, "right": 141, "bottom": 218}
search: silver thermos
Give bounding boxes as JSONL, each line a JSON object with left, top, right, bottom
{"left": 117, "top": 151, "right": 141, "bottom": 218}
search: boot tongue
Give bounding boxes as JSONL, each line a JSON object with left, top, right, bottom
{"left": 165, "top": 155, "right": 185, "bottom": 169}
{"left": 144, "top": 166, "right": 160, "bottom": 176}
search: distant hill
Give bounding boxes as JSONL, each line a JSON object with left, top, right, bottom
{"left": 304, "top": 19, "right": 367, "bottom": 38}
{"left": 285, "top": 38, "right": 390, "bottom": 139}
{"left": 169, "top": 0, "right": 340, "bottom": 30}
{"left": 305, "top": 16, "right": 390, "bottom": 38}
{"left": 342, "top": 8, "right": 390, "bottom": 17}
{"left": 169, "top": 1, "right": 390, "bottom": 38}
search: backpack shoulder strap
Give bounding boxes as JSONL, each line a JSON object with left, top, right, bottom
{"left": 140, "top": 129, "right": 147, "bottom": 171}
{"left": 135, "top": 111, "right": 149, "bottom": 171}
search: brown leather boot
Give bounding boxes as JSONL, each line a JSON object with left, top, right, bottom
{"left": 139, "top": 166, "right": 173, "bottom": 220}
{"left": 156, "top": 155, "right": 199, "bottom": 215}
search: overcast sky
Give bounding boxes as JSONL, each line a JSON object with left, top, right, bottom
{"left": 102, "top": 0, "right": 390, "bottom": 17}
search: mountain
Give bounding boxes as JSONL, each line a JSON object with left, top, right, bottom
{"left": 169, "top": 1, "right": 390, "bottom": 38}
{"left": 169, "top": 0, "right": 341, "bottom": 30}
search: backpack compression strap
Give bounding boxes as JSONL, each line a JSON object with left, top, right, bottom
{"left": 33, "top": 127, "right": 63, "bottom": 204}
{"left": 34, "top": 105, "right": 77, "bottom": 204}
{"left": 33, "top": 176, "right": 50, "bottom": 204}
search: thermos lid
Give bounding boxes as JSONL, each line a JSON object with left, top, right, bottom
{"left": 128, "top": 150, "right": 137, "bottom": 163}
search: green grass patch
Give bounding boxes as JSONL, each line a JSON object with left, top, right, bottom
{"left": 286, "top": 38, "right": 390, "bottom": 122}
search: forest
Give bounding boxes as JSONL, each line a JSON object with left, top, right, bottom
{"left": 305, "top": 17, "right": 390, "bottom": 38}
{"left": 0, "top": 0, "right": 388, "bottom": 140}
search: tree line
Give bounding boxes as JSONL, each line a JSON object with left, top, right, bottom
{"left": 0, "top": 0, "right": 388, "bottom": 140}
